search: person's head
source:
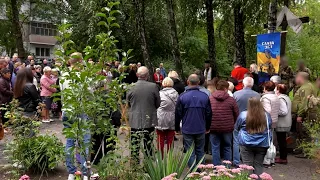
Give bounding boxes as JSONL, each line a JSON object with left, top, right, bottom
{"left": 206, "top": 78, "right": 219, "bottom": 93}
{"left": 228, "top": 81, "right": 234, "bottom": 92}
{"left": 51, "top": 68, "right": 59, "bottom": 77}
{"left": 156, "top": 68, "right": 160, "bottom": 74}
{"left": 216, "top": 80, "right": 229, "bottom": 92}
{"left": 263, "top": 81, "right": 276, "bottom": 92}
{"left": 298, "top": 60, "right": 306, "bottom": 70}
{"left": 159, "top": 63, "right": 163, "bottom": 68}
{"left": 250, "top": 63, "right": 258, "bottom": 74}
{"left": 0, "top": 68, "right": 11, "bottom": 80}
{"left": 243, "top": 77, "right": 254, "bottom": 88}
{"left": 162, "top": 77, "right": 174, "bottom": 88}
{"left": 115, "top": 61, "right": 120, "bottom": 67}
{"left": 194, "top": 69, "right": 205, "bottom": 86}
{"left": 168, "top": 70, "right": 179, "bottom": 80}
{"left": 4, "top": 56, "right": 10, "bottom": 63}
{"left": 35, "top": 65, "right": 42, "bottom": 73}
{"left": 43, "top": 59, "right": 48, "bottom": 65}
{"left": 204, "top": 60, "right": 210, "bottom": 69}
{"left": 244, "top": 73, "right": 252, "bottom": 78}
{"left": 0, "top": 58, "right": 8, "bottom": 69}
{"left": 276, "top": 84, "right": 288, "bottom": 95}
{"left": 233, "top": 62, "right": 241, "bottom": 68}
{"left": 187, "top": 74, "right": 200, "bottom": 87}
{"left": 295, "top": 72, "right": 309, "bottom": 86}
{"left": 270, "top": 75, "right": 281, "bottom": 85}
{"left": 280, "top": 56, "right": 288, "bottom": 67}
{"left": 69, "top": 52, "right": 83, "bottom": 66}
{"left": 246, "top": 97, "right": 267, "bottom": 134}
{"left": 132, "top": 64, "right": 138, "bottom": 71}
{"left": 43, "top": 66, "right": 52, "bottom": 76}
{"left": 14, "top": 68, "right": 34, "bottom": 98}
{"left": 31, "top": 66, "right": 36, "bottom": 75}
{"left": 12, "top": 53, "right": 18, "bottom": 62}
{"left": 136, "top": 66, "right": 149, "bottom": 80}
{"left": 30, "top": 59, "right": 35, "bottom": 65}
{"left": 27, "top": 55, "right": 33, "bottom": 61}
{"left": 137, "top": 62, "right": 141, "bottom": 67}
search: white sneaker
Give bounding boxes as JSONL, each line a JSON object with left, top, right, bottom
{"left": 68, "top": 174, "right": 75, "bottom": 180}
{"left": 91, "top": 173, "right": 99, "bottom": 180}
{"left": 49, "top": 119, "right": 54, "bottom": 122}
{"left": 42, "top": 119, "right": 50, "bottom": 123}
{"left": 83, "top": 176, "right": 88, "bottom": 180}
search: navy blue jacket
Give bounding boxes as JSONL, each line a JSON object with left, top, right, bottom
{"left": 175, "top": 87, "right": 212, "bottom": 134}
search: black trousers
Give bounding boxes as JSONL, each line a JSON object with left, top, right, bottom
{"left": 276, "top": 132, "right": 287, "bottom": 160}
{"left": 131, "top": 128, "right": 154, "bottom": 162}
{"left": 91, "top": 129, "right": 117, "bottom": 165}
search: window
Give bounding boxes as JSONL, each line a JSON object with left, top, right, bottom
{"left": 35, "top": 48, "right": 50, "bottom": 57}
{"left": 31, "top": 22, "right": 57, "bottom": 36}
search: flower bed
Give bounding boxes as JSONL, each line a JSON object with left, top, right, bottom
{"left": 162, "top": 161, "right": 273, "bottom": 180}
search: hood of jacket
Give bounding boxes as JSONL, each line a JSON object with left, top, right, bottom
{"left": 212, "top": 90, "right": 230, "bottom": 101}
{"left": 161, "top": 87, "right": 178, "bottom": 98}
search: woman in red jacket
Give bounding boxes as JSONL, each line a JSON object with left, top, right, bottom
{"left": 209, "top": 80, "right": 239, "bottom": 165}
{"left": 154, "top": 68, "right": 164, "bottom": 88}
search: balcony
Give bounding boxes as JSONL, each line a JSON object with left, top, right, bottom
{"left": 29, "top": 34, "right": 57, "bottom": 46}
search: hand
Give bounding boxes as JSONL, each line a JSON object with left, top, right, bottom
{"left": 175, "top": 131, "right": 181, "bottom": 135}
{"left": 307, "top": 95, "right": 311, "bottom": 99}
{"left": 206, "top": 130, "right": 210, "bottom": 134}
{"left": 297, "top": 117, "right": 303, "bottom": 123}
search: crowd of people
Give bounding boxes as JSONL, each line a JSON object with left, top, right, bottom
{"left": 0, "top": 53, "right": 319, "bottom": 180}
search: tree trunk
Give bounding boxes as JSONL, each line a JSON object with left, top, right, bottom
{"left": 10, "top": 0, "right": 26, "bottom": 60}
{"left": 268, "top": 0, "right": 277, "bottom": 33}
{"left": 132, "top": 0, "right": 153, "bottom": 79}
{"left": 280, "top": 0, "right": 289, "bottom": 56}
{"left": 165, "top": 0, "right": 184, "bottom": 80}
{"left": 205, "top": 0, "right": 217, "bottom": 77}
{"left": 234, "top": 3, "right": 246, "bottom": 67}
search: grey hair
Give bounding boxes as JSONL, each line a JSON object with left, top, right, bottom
{"left": 188, "top": 74, "right": 200, "bottom": 85}
{"left": 137, "top": 66, "right": 149, "bottom": 79}
{"left": 270, "top": 75, "right": 281, "bottom": 84}
{"left": 243, "top": 77, "right": 254, "bottom": 88}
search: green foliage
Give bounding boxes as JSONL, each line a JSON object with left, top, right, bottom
{"left": 3, "top": 99, "right": 64, "bottom": 177}
{"left": 144, "top": 146, "right": 201, "bottom": 180}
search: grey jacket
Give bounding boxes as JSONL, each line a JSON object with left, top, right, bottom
{"left": 127, "top": 80, "right": 161, "bottom": 129}
{"left": 276, "top": 94, "right": 292, "bottom": 132}
{"left": 156, "top": 88, "right": 179, "bottom": 130}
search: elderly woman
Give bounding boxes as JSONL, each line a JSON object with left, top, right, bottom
{"left": 156, "top": 77, "right": 179, "bottom": 156}
{"left": 260, "top": 81, "right": 280, "bottom": 167}
{"left": 154, "top": 68, "right": 164, "bottom": 88}
{"left": 275, "top": 84, "right": 292, "bottom": 164}
{"left": 40, "top": 66, "right": 57, "bottom": 123}
{"left": 168, "top": 70, "right": 184, "bottom": 95}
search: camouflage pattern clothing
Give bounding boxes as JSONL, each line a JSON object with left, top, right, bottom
{"left": 308, "top": 95, "right": 320, "bottom": 109}
{"left": 293, "top": 67, "right": 312, "bottom": 95}
{"left": 279, "top": 65, "right": 294, "bottom": 94}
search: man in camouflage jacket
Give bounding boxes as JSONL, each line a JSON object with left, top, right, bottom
{"left": 279, "top": 57, "right": 294, "bottom": 94}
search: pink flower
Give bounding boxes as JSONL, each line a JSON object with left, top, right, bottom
{"left": 209, "top": 173, "right": 218, "bottom": 177}
{"left": 224, "top": 172, "right": 235, "bottom": 178}
{"left": 222, "top": 160, "right": 232, "bottom": 164}
{"left": 231, "top": 168, "right": 241, "bottom": 174}
{"left": 249, "top": 174, "right": 259, "bottom": 179}
{"left": 239, "top": 164, "right": 248, "bottom": 169}
{"left": 200, "top": 172, "right": 207, "bottom": 176}
{"left": 169, "top": 173, "right": 177, "bottom": 177}
{"left": 19, "top": 175, "right": 30, "bottom": 180}
{"left": 161, "top": 176, "right": 173, "bottom": 180}
{"left": 215, "top": 165, "right": 226, "bottom": 170}
{"left": 246, "top": 166, "right": 255, "bottom": 170}
{"left": 259, "top": 172, "right": 273, "bottom": 180}
{"left": 218, "top": 168, "right": 226, "bottom": 173}
{"left": 198, "top": 164, "right": 206, "bottom": 169}
{"left": 205, "top": 164, "right": 214, "bottom": 169}
{"left": 202, "top": 175, "right": 211, "bottom": 180}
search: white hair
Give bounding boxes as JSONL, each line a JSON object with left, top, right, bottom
{"left": 270, "top": 75, "right": 281, "bottom": 84}
{"left": 43, "top": 66, "right": 52, "bottom": 72}
{"left": 162, "top": 77, "right": 174, "bottom": 87}
{"left": 243, "top": 77, "right": 254, "bottom": 88}
{"left": 228, "top": 81, "right": 234, "bottom": 92}
{"left": 137, "top": 66, "right": 149, "bottom": 79}
{"left": 250, "top": 64, "right": 258, "bottom": 74}
{"left": 156, "top": 68, "right": 160, "bottom": 71}
{"left": 168, "top": 70, "right": 179, "bottom": 79}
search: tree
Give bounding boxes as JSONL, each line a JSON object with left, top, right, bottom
{"left": 132, "top": 0, "right": 153, "bottom": 75}
{"left": 234, "top": 2, "right": 246, "bottom": 67}
{"left": 205, "top": 0, "right": 217, "bottom": 77}
{"left": 165, "top": 0, "right": 184, "bottom": 79}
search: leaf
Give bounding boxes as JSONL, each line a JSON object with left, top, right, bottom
{"left": 102, "top": 7, "right": 111, "bottom": 12}
{"left": 97, "top": 21, "right": 108, "bottom": 28}
{"left": 110, "top": 10, "right": 122, "bottom": 16}
{"left": 96, "top": 13, "right": 107, "bottom": 19}
{"left": 111, "top": 23, "right": 120, "bottom": 28}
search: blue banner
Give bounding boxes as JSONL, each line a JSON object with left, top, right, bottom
{"left": 257, "top": 32, "right": 281, "bottom": 84}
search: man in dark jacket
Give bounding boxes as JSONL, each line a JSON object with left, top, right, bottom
{"left": 209, "top": 80, "right": 239, "bottom": 165}
{"left": 0, "top": 68, "right": 13, "bottom": 124}
{"left": 127, "top": 66, "right": 161, "bottom": 162}
{"left": 175, "top": 74, "right": 212, "bottom": 168}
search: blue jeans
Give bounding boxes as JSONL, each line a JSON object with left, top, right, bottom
{"left": 210, "top": 132, "right": 232, "bottom": 165}
{"left": 183, "top": 133, "right": 205, "bottom": 168}
{"left": 233, "top": 130, "right": 240, "bottom": 166}
{"left": 63, "top": 112, "right": 91, "bottom": 175}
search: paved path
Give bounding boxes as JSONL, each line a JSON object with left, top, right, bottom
{"left": 0, "top": 120, "right": 319, "bottom": 180}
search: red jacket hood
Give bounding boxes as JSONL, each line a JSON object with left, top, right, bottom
{"left": 212, "top": 90, "right": 230, "bottom": 101}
